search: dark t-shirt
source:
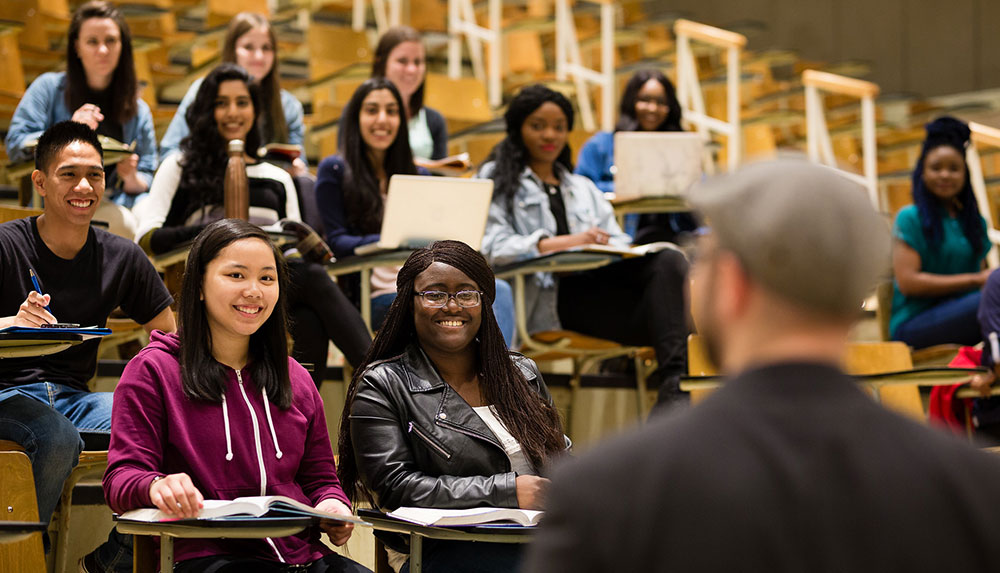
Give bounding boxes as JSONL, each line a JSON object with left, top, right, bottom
{"left": 0, "top": 217, "right": 173, "bottom": 391}
{"left": 544, "top": 182, "right": 571, "bottom": 236}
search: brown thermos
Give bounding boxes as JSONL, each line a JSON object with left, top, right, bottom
{"left": 224, "top": 139, "right": 249, "bottom": 220}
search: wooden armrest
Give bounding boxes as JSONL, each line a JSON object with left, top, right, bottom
{"left": 673, "top": 19, "right": 747, "bottom": 49}
{"left": 802, "top": 69, "right": 879, "bottom": 99}
{"left": 970, "top": 122, "right": 1000, "bottom": 149}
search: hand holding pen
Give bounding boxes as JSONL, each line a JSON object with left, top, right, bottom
{"left": 15, "top": 269, "right": 57, "bottom": 327}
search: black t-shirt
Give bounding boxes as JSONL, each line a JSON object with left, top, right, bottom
{"left": 163, "top": 173, "right": 290, "bottom": 229}
{"left": 544, "top": 182, "right": 571, "bottom": 236}
{"left": 0, "top": 217, "right": 173, "bottom": 391}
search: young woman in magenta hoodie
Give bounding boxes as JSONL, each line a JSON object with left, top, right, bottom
{"left": 102, "top": 219, "right": 370, "bottom": 572}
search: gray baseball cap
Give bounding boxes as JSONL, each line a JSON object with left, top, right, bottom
{"left": 690, "top": 159, "right": 890, "bottom": 316}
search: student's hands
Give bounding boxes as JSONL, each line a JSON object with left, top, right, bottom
{"left": 515, "top": 475, "right": 550, "bottom": 510}
{"left": 579, "top": 227, "right": 610, "bottom": 245}
{"left": 537, "top": 227, "right": 611, "bottom": 254}
{"left": 315, "top": 498, "right": 354, "bottom": 546}
{"left": 71, "top": 104, "right": 104, "bottom": 131}
{"left": 970, "top": 368, "right": 998, "bottom": 398}
{"left": 149, "top": 473, "right": 204, "bottom": 519}
{"left": 977, "top": 268, "right": 994, "bottom": 288}
{"left": 289, "top": 157, "right": 309, "bottom": 178}
{"left": 13, "top": 292, "right": 56, "bottom": 327}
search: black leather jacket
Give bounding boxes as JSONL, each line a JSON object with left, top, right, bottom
{"left": 349, "top": 343, "right": 563, "bottom": 511}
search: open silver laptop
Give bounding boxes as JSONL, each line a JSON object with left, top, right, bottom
{"left": 354, "top": 175, "right": 495, "bottom": 256}
{"left": 613, "top": 132, "right": 704, "bottom": 201}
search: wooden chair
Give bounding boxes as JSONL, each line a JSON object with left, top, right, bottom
{"left": 53, "top": 450, "right": 109, "bottom": 573}
{"left": 0, "top": 440, "right": 45, "bottom": 573}
{"left": 687, "top": 335, "right": 926, "bottom": 421}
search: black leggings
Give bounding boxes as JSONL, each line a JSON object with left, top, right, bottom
{"left": 286, "top": 260, "right": 372, "bottom": 387}
{"left": 557, "top": 249, "right": 690, "bottom": 383}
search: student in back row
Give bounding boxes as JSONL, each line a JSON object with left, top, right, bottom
{"left": 160, "top": 12, "right": 308, "bottom": 176}
{"left": 0, "top": 121, "right": 174, "bottom": 572}
{"left": 133, "top": 64, "right": 371, "bottom": 385}
{"left": 104, "top": 219, "right": 370, "bottom": 573}
{"left": 477, "top": 84, "right": 691, "bottom": 405}
{"left": 316, "top": 78, "right": 515, "bottom": 344}
{"left": 5, "top": 1, "right": 157, "bottom": 208}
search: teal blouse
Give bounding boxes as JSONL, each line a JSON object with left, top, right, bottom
{"left": 890, "top": 204, "right": 990, "bottom": 336}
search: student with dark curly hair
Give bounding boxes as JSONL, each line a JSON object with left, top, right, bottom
{"left": 891, "top": 116, "right": 992, "bottom": 349}
{"left": 575, "top": 69, "right": 698, "bottom": 244}
{"left": 478, "top": 84, "right": 691, "bottom": 406}
{"left": 134, "top": 64, "right": 371, "bottom": 385}
{"left": 338, "top": 240, "right": 566, "bottom": 572}
{"left": 5, "top": 0, "right": 157, "bottom": 207}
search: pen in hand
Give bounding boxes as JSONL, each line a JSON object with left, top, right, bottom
{"left": 28, "top": 268, "right": 53, "bottom": 314}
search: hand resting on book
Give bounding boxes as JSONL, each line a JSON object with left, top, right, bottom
{"left": 315, "top": 498, "right": 355, "bottom": 546}
{"left": 150, "top": 472, "right": 204, "bottom": 519}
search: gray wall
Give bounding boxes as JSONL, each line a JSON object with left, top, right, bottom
{"left": 652, "top": 0, "right": 997, "bottom": 97}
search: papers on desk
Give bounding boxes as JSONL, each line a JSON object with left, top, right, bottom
{"left": 387, "top": 506, "right": 543, "bottom": 527}
{"left": 0, "top": 325, "right": 111, "bottom": 342}
{"left": 570, "top": 241, "right": 683, "bottom": 258}
{"left": 119, "top": 495, "right": 367, "bottom": 525}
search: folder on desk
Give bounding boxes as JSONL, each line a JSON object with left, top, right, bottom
{"left": 0, "top": 326, "right": 112, "bottom": 342}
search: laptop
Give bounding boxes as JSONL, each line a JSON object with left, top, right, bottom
{"left": 354, "top": 175, "right": 495, "bottom": 256}
{"left": 613, "top": 132, "right": 704, "bottom": 202}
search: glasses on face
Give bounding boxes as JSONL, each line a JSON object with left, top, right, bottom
{"left": 415, "top": 290, "right": 483, "bottom": 308}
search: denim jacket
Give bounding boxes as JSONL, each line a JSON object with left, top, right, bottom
{"left": 5, "top": 72, "right": 158, "bottom": 198}
{"left": 477, "top": 161, "right": 630, "bottom": 333}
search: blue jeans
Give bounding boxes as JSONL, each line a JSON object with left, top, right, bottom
{"left": 0, "top": 383, "right": 111, "bottom": 523}
{"left": 371, "top": 279, "right": 517, "bottom": 348}
{"left": 893, "top": 290, "right": 983, "bottom": 349}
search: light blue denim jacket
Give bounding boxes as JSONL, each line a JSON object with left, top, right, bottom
{"left": 478, "top": 161, "right": 630, "bottom": 333}
{"left": 158, "top": 77, "right": 305, "bottom": 165}
{"left": 5, "top": 72, "right": 157, "bottom": 205}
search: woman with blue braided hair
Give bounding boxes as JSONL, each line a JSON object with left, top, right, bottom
{"left": 891, "top": 116, "right": 993, "bottom": 348}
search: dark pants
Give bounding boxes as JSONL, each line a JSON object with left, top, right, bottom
{"left": 558, "top": 249, "right": 690, "bottom": 393}
{"left": 175, "top": 552, "right": 371, "bottom": 573}
{"left": 893, "top": 290, "right": 982, "bottom": 349}
{"left": 286, "top": 260, "right": 373, "bottom": 387}
{"left": 399, "top": 539, "right": 523, "bottom": 573}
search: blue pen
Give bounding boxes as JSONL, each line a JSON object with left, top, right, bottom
{"left": 28, "top": 268, "right": 52, "bottom": 314}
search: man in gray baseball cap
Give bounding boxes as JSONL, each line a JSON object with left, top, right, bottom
{"left": 525, "top": 159, "right": 1000, "bottom": 573}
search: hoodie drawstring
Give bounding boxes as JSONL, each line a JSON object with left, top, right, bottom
{"left": 261, "top": 390, "right": 283, "bottom": 459}
{"left": 221, "top": 395, "right": 234, "bottom": 461}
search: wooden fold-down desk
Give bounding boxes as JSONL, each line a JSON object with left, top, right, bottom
{"left": 0, "top": 331, "right": 83, "bottom": 359}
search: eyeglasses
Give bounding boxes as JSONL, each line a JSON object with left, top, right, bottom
{"left": 415, "top": 290, "right": 483, "bottom": 308}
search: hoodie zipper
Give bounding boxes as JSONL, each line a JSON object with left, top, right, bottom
{"left": 234, "top": 369, "right": 286, "bottom": 564}
{"left": 408, "top": 421, "right": 452, "bottom": 460}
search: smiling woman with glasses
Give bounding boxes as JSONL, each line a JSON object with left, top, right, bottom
{"left": 338, "top": 240, "right": 568, "bottom": 573}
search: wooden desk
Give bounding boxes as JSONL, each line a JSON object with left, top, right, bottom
{"left": 0, "top": 522, "right": 45, "bottom": 544}
{"left": 116, "top": 516, "right": 315, "bottom": 573}
{"left": 0, "top": 332, "right": 83, "bottom": 359}
{"left": 358, "top": 509, "right": 534, "bottom": 573}
{"left": 610, "top": 195, "right": 690, "bottom": 228}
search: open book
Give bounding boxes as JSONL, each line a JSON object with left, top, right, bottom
{"left": 414, "top": 153, "right": 472, "bottom": 175}
{"left": 118, "top": 496, "right": 366, "bottom": 525}
{"left": 259, "top": 143, "right": 302, "bottom": 163}
{"left": 387, "top": 506, "right": 543, "bottom": 527}
{"left": 570, "top": 241, "right": 683, "bottom": 258}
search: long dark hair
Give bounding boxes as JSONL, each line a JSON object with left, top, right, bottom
{"left": 616, "top": 69, "right": 682, "bottom": 132}
{"left": 65, "top": 1, "right": 138, "bottom": 124}
{"left": 486, "top": 84, "right": 575, "bottom": 216}
{"left": 178, "top": 64, "right": 263, "bottom": 213}
{"left": 911, "top": 116, "right": 985, "bottom": 255}
{"left": 337, "top": 240, "right": 565, "bottom": 506}
{"left": 179, "top": 219, "right": 292, "bottom": 409}
{"left": 372, "top": 26, "right": 425, "bottom": 118}
{"left": 221, "top": 13, "right": 288, "bottom": 144}
{"left": 339, "top": 77, "right": 417, "bottom": 233}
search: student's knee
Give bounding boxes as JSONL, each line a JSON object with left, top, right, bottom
{"left": 650, "top": 248, "right": 689, "bottom": 279}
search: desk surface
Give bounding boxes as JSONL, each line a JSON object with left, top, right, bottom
{"left": 151, "top": 230, "right": 298, "bottom": 272}
{"left": 115, "top": 516, "right": 315, "bottom": 539}
{"left": 679, "top": 367, "right": 986, "bottom": 392}
{"left": 493, "top": 250, "right": 619, "bottom": 278}
{"left": 357, "top": 509, "right": 535, "bottom": 544}
{"left": 0, "top": 332, "right": 83, "bottom": 358}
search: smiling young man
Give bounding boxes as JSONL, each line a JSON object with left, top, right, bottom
{"left": 0, "top": 121, "right": 174, "bottom": 568}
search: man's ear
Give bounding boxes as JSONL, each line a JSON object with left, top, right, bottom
{"left": 30, "top": 169, "right": 46, "bottom": 198}
{"left": 714, "top": 252, "right": 752, "bottom": 323}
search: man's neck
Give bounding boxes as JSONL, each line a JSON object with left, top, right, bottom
{"left": 720, "top": 329, "right": 849, "bottom": 376}
{"left": 36, "top": 214, "right": 89, "bottom": 259}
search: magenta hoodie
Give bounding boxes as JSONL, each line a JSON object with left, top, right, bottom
{"left": 103, "top": 330, "right": 351, "bottom": 565}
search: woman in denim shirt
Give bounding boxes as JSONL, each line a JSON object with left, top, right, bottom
{"left": 5, "top": 1, "right": 156, "bottom": 208}
{"left": 478, "top": 84, "right": 691, "bottom": 406}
